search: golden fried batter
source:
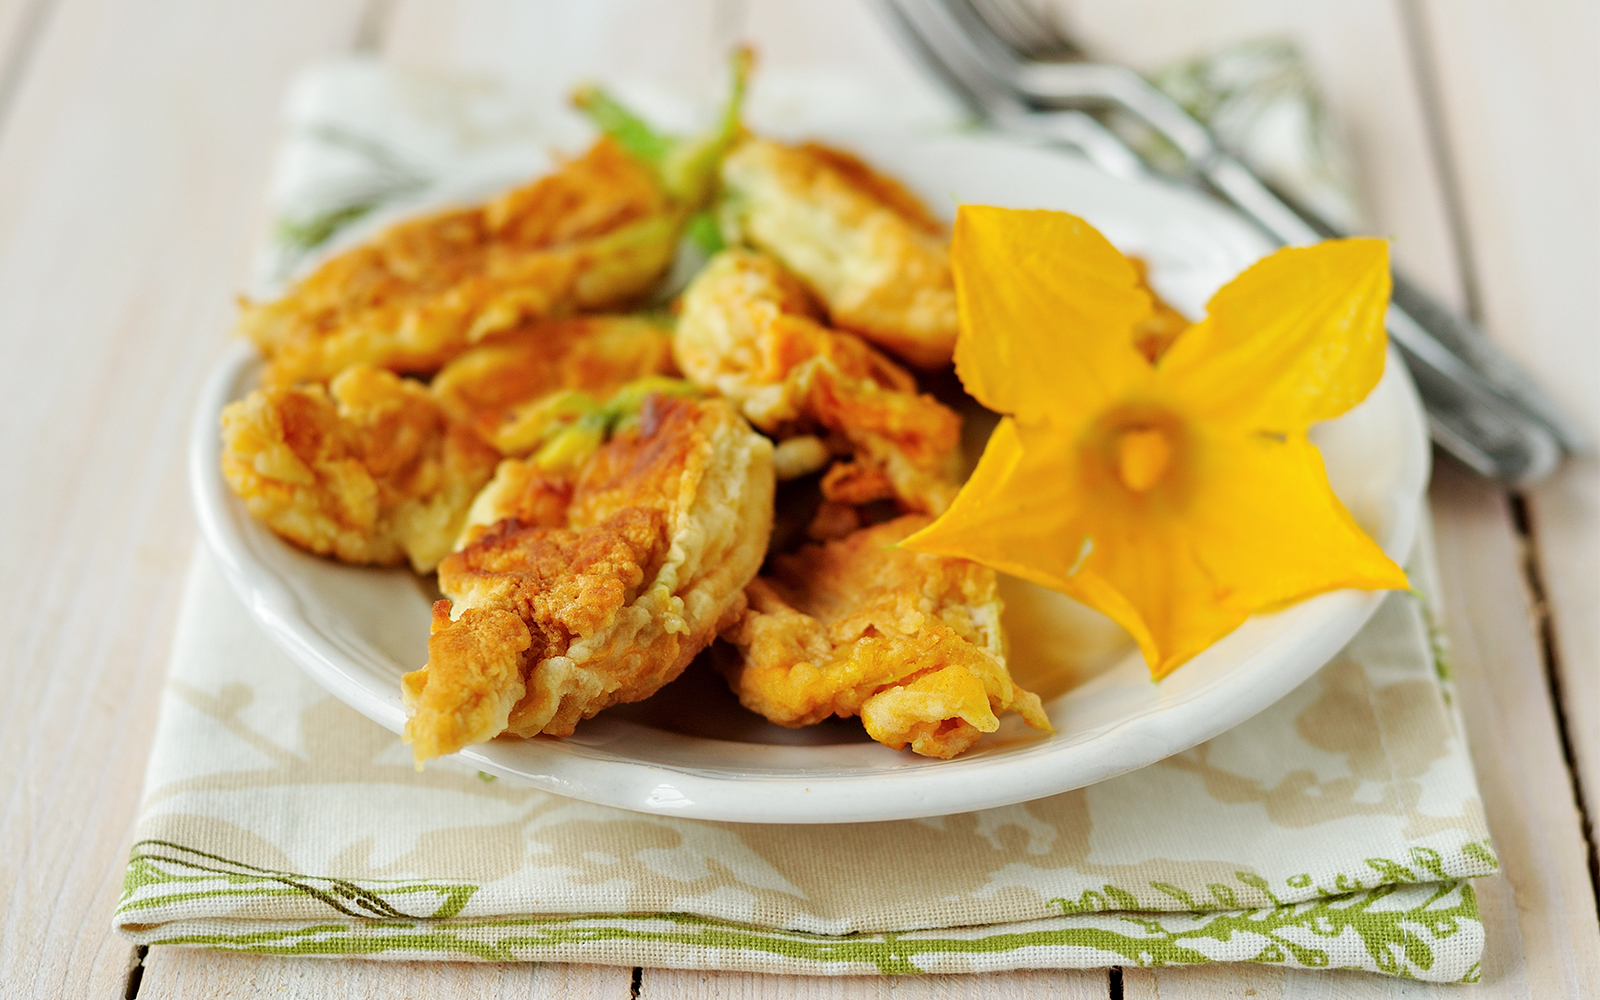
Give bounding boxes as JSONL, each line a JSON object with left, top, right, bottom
{"left": 402, "top": 394, "right": 775, "bottom": 763}
{"left": 719, "top": 138, "right": 957, "bottom": 368}
{"left": 676, "top": 248, "right": 962, "bottom": 514}
{"left": 220, "top": 366, "right": 499, "bottom": 572}
{"left": 720, "top": 516, "right": 1051, "bottom": 759}
{"left": 430, "top": 314, "right": 676, "bottom": 454}
{"left": 241, "top": 138, "right": 681, "bottom": 387}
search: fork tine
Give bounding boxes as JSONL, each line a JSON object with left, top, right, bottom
{"left": 875, "top": 0, "right": 1149, "bottom": 179}
{"left": 965, "top": 0, "right": 1082, "bottom": 60}
{"left": 931, "top": 0, "right": 1030, "bottom": 72}
{"left": 872, "top": 0, "right": 1021, "bottom": 115}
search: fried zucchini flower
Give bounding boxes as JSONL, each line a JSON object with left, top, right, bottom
{"left": 719, "top": 138, "right": 958, "bottom": 369}
{"left": 453, "top": 376, "right": 703, "bottom": 548}
{"left": 402, "top": 391, "right": 774, "bottom": 764}
{"left": 429, "top": 314, "right": 676, "bottom": 455}
{"left": 675, "top": 248, "right": 962, "bottom": 515}
{"left": 903, "top": 206, "right": 1409, "bottom": 677}
{"left": 720, "top": 515, "right": 1050, "bottom": 759}
{"left": 220, "top": 366, "right": 499, "bottom": 573}
{"left": 242, "top": 53, "right": 750, "bottom": 387}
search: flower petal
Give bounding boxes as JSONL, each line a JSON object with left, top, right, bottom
{"left": 900, "top": 418, "right": 1094, "bottom": 586}
{"left": 1076, "top": 427, "right": 1409, "bottom": 676}
{"left": 1159, "top": 239, "right": 1391, "bottom": 431}
{"left": 952, "top": 206, "right": 1152, "bottom": 422}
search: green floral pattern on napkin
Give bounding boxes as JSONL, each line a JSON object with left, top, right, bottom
{"left": 123, "top": 837, "right": 1486, "bottom": 980}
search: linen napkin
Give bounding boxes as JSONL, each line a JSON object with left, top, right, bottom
{"left": 115, "top": 59, "right": 1498, "bottom": 982}
{"left": 115, "top": 536, "right": 1495, "bottom": 981}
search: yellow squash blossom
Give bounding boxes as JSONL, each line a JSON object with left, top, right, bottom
{"left": 901, "top": 206, "right": 1409, "bottom": 677}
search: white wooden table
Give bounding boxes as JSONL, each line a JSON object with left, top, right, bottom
{"left": 0, "top": 0, "right": 1594, "bottom": 996}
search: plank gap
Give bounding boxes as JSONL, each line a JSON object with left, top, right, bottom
{"left": 1393, "top": 0, "right": 1486, "bottom": 320}
{"left": 124, "top": 945, "right": 148, "bottom": 1000}
{"left": 0, "top": 0, "right": 58, "bottom": 144}
{"left": 1510, "top": 491, "right": 1600, "bottom": 921}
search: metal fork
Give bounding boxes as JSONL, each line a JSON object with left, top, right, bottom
{"left": 875, "top": 0, "right": 1146, "bottom": 179}
{"left": 877, "top": 0, "right": 1584, "bottom": 484}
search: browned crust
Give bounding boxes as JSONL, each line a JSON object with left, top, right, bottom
{"left": 403, "top": 395, "right": 773, "bottom": 759}
{"left": 721, "top": 516, "right": 1051, "bottom": 758}
{"left": 242, "top": 138, "right": 676, "bottom": 386}
{"left": 219, "top": 367, "right": 499, "bottom": 571}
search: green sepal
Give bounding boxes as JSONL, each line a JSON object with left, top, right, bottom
{"left": 572, "top": 47, "right": 752, "bottom": 210}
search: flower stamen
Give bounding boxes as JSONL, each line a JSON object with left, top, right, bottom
{"left": 1116, "top": 428, "right": 1171, "bottom": 492}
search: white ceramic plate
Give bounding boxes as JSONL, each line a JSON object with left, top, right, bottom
{"left": 192, "top": 132, "right": 1429, "bottom": 824}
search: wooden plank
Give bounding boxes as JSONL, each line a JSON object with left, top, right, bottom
{"left": 1123, "top": 963, "right": 1448, "bottom": 997}
{"left": 1523, "top": 460, "right": 1600, "bottom": 828}
{"left": 639, "top": 969, "right": 1110, "bottom": 998}
{"left": 1406, "top": 0, "right": 1598, "bottom": 428}
{"left": 0, "top": 0, "right": 55, "bottom": 128}
{"left": 137, "top": 951, "right": 634, "bottom": 999}
{"left": 1412, "top": 0, "right": 1600, "bottom": 867}
{"left": 383, "top": 0, "right": 740, "bottom": 103}
{"left": 1427, "top": 463, "right": 1598, "bottom": 995}
{"left": 0, "top": 0, "right": 371, "bottom": 996}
